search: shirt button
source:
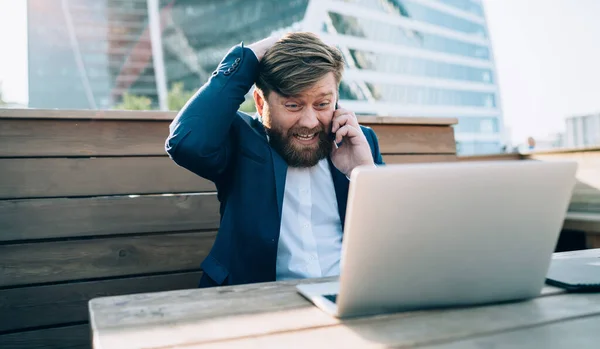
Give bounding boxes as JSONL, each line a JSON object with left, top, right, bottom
{"left": 303, "top": 223, "right": 310, "bottom": 229}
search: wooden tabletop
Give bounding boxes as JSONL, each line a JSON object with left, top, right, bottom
{"left": 89, "top": 249, "right": 600, "bottom": 349}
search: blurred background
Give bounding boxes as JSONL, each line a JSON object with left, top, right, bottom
{"left": 0, "top": 0, "right": 599, "bottom": 155}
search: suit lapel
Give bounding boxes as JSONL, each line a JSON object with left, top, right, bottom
{"left": 249, "top": 115, "right": 286, "bottom": 222}
{"left": 251, "top": 115, "right": 287, "bottom": 222}
{"left": 328, "top": 158, "right": 350, "bottom": 230}
{"left": 271, "top": 149, "right": 288, "bottom": 222}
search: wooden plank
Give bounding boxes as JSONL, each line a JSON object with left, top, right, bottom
{"left": 0, "top": 118, "right": 458, "bottom": 158}
{"left": 457, "top": 153, "right": 524, "bottom": 161}
{"left": 0, "top": 108, "right": 176, "bottom": 121}
{"left": 169, "top": 293, "right": 600, "bottom": 349}
{"left": 88, "top": 273, "right": 567, "bottom": 349}
{"left": 422, "top": 315, "right": 600, "bottom": 349}
{"left": 525, "top": 146, "right": 600, "bottom": 155}
{"left": 369, "top": 125, "right": 456, "bottom": 154}
{"left": 0, "top": 157, "right": 215, "bottom": 199}
{"left": 0, "top": 272, "right": 202, "bottom": 333}
{"left": 384, "top": 154, "right": 457, "bottom": 164}
{"left": 360, "top": 116, "right": 458, "bottom": 126}
{"left": 0, "top": 324, "right": 90, "bottom": 349}
{"left": 0, "top": 108, "right": 458, "bottom": 126}
{"left": 0, "top": 119, "right": 169, "bottom": 157}
{"left": 0, "top": 194, "right": 220, "bottom": 242}
{"left": 0, "top": 231, "right": 215, "bottom": 287}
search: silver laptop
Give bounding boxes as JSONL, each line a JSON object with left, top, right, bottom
{"left": 297, "top": 160, "right": 578, "bottom": 318}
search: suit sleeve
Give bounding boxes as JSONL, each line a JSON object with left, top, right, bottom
{"left": 368, "top": 128, "right": 385, "bottom": 165}
{"left": 165, "top": 43, "right": 259, "bottom": 182}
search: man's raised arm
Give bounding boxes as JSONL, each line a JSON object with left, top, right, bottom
{"left": 164, "top": 37, "right": 277, "bottom": 181}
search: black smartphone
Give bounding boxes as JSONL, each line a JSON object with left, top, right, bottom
{"left": 330, "top": 101, "right": 338, "bottom": 141}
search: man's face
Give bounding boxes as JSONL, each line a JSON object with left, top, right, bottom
{"left": 256, "top": 73, "right": 337, "bottom": 167}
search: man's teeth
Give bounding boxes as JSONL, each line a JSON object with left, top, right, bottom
{"left": 295, "top": 133, "right": 316, "bottom": 140}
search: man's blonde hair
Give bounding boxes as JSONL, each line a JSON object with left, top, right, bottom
{"left": 255, "top": 32, "right": 345, "bottom": 98}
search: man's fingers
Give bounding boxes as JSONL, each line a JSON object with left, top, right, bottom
{"left": 332, "top": 113, "right": 358, "bottom": 133}
{"left": 334, "top": 124, "right": 361, "bottom": 144}
{"left": 333, "top": 106, "right": 352, "bottom": 118}
{"left": 332, "top": 114, "right": 351, "bottom": 133}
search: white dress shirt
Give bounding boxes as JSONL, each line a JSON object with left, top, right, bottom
{"left": 276, "top": 158, "right": 344, "bottom": 281}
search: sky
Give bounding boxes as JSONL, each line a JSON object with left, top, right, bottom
{"left": 0, "top": 0, "right": 27, "bottom": 105}
{"left": 482, "top": 0, "right": 600, "bottom": 144}
{"left": 0, "top": 0, "right": 599, "bottom": 145}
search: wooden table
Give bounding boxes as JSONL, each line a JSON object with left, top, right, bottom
{"left": 89, "top": 249, "right": 600, "bottom": 349}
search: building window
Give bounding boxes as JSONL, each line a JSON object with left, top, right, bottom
{"left": 399, "top": 0, "right": 487, "bottom": 37}
{"left": 436, "top": 0, "right": 485, "bottom": 17}
{"left": 359, "top": 83, "right": 495, "bottom": 107}
{"left": 347, "top": 49, "right": 494, "bottom": 83}
{"left": 454, "top": 117, "right": 499, "bottom": 134}
{"left": 327, "top": 12, "right": 490, "bottom": 60}
{"left": 457, "top": 141, "right": 501, "bottom": 155}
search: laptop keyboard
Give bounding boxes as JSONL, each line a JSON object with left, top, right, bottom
{"left": 324, "top": 294, "right": 338, "bottom": 304}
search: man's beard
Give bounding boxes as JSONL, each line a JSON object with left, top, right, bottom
{"left": 266, "top": 124, "right": 332, "bottom": 168}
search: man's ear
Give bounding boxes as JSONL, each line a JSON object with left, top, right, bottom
{"left": 253, "top": 89, "right": 265, "bottom": 116}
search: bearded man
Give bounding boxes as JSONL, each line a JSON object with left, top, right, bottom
{"left": 166, "top": 32, "right": 384, "bottom": 288}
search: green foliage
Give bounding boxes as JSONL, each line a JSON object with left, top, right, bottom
{"left": 114, "top": 92, "right": 153, "bottom": 110}
{"left": 239, "top": 97, "right": 256, "bottom": 113}
{"left": 112, "top": 82, "right": 257, "bottom": 114}
{"left": 168, "top": 82, "right": 195, "bottom": 111}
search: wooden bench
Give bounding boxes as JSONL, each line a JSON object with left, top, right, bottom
{"left": 0, "top": 109, "right": 457, "bottom": 349}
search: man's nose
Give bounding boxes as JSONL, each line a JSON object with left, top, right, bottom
{"left": 297, "top": 108, "right": 320, "bottom": 129}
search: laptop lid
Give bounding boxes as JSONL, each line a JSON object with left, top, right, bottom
{"left": 335, "top": 160, "right": 577, "bottom": 317}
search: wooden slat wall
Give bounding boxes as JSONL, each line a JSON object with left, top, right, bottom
{"left": 0, "top": 325, "right": 90, "bottom": 349}
{"left": 0, "top": 114, "right": 221, "bottom": 348}
{"left": 368, "top": 124, "right": 456, "bottom": 155}
{"left": 0, "top": 232, "right": 215, "bottom": 287}
{"left": 0, "top": 117, "right": 458, "bottom": 158}
{"left": 0, "top": 157, "right": 215, "bottom": 199}
{"left": 363, "top": 123, "right": 457, "bottom": 165}
{"left": 0, "top": 272, "right": 203, "bottom": 333}
{"left": 0, "top": 110, "right": 457, "bottom": 349}
{"left": 0, "top": 194, "right": 219, "bottom": 242}
{"left": 385, "top": 154, "right": 458, "bottom": 164}
{"left": 0, "top": 119, "right": 168, "bottom": 157}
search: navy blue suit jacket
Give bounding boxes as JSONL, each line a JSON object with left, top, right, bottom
{"left": 166, "top": 43, "right": 384, "bottom": 287}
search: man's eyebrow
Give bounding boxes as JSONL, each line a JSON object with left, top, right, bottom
{"left": 306, "top": 92, "right": 334, "bottom": 99}
{"left": 285, "top": 92, "right": 334, "bottom": 100}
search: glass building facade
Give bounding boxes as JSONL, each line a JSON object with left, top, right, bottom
{"left": 27, "top": 0, "right": 503, "bottom": 155}
{"left": 565, "top": 113, "right": 600, "bottom": 149}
